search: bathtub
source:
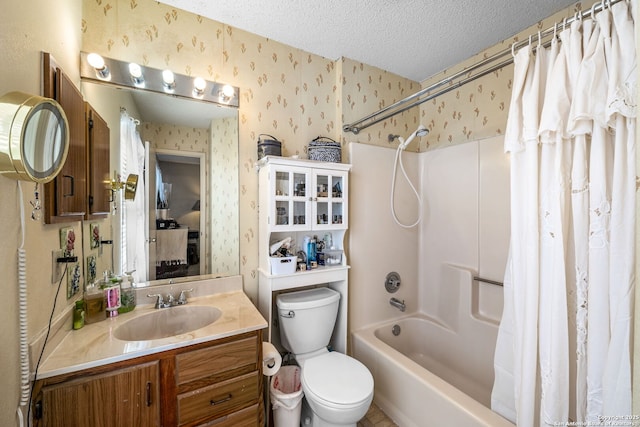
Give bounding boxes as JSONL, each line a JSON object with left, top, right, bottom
{"left": 351, "top": 268, "right": 514, "bottom": 426}
{"left": 353, "top": 315, "right": 513, "bottom": 427}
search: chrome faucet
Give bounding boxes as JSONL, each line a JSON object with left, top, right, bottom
{"left": 177, "top": 289, "right": 193, "bottom": 305}
{"left": 147, "top": 288, "right": 193, "bottom": 309}
{"left": 389, "top": 297, "right": 406, "bottom": 312}
{"left": 147, "top": 293, "right": 170, "bottom": 309}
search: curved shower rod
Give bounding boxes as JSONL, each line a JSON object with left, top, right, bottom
{"left": 342, "top": 0, "right": 622, "bottom": 135}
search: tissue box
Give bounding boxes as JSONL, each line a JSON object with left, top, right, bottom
{"left": 270, "top": 256, "right": 297, "bottom": 275}
{"left": 318, "top": 250, "right": 343, "bottom": 266}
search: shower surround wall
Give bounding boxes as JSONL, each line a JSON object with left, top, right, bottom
{"left": 349, "top": 143, "right": 420, "bottom": 331}
{"left": 419, "top": 135, "right": 509, "bottom": 325}
{"left": 348, "top": 135, "right": 509, "bottom": 332}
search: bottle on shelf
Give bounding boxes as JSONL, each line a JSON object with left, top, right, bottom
{"left": 72, "top": 300, "right": 85, "bottom": 330}
{"left": 307, "top": 236, "right": 317, "bottom": 269}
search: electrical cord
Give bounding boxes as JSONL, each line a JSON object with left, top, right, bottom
{"left": 25, "top": 262, "right": 68, "bottom": 424}
{"left": 16, "top": 181, "right": 29, "bottom": 427}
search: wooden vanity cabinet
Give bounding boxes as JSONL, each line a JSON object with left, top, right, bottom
{"left": 36, "top": 361, "right": 160, "bottom": 427}
{"left": 173, "top": 334, "right": 262, "bottom": 426}
{"left": 33, "top": 330, "right": 264, "bottom": 427}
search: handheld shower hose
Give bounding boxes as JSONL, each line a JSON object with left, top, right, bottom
{"left": 390, "top": 125, "right": 428, "bottom": 228}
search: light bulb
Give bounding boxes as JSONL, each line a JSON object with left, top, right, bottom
{"left": 128, "top": 63, "right": 142, "bottom": 78}
{"left": 87, "top": 53, "right": 110, "bottom": 79}
{"left": 162, "top": 70, "right": 175, "bottom": 89}
{"left": 87, "top": 53, "right": 105, "bottom": 69}
{"left": 193, "top": 77, "right": 206, "bottom": 96}
{"left": 222, "top": 84, "right": 235, "bottom": 98}
{"left": 128, "top": 63, "right": 144, "bottom": 85}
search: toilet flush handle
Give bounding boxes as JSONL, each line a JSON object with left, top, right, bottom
{"left": 280, "top": 310, "right": 295, "bottom": 318}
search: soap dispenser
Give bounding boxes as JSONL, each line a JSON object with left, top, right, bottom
{"left": 118, "top": 270, "right": 137, "bottom": 314}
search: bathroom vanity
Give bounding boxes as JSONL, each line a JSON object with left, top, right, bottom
{"left": 31, "top": 277, "right": 267, "bottom": 426}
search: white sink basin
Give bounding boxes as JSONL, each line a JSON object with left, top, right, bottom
{"left": 114, "top": 305, "right": 222, "bottom": 341}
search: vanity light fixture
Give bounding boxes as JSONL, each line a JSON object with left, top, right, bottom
{"left": 162, "top": 69, "right": 175, "bottom": 90}
{"left": 128, "top": 62, "right": 144, "bottom": 86}
{"left": 79, "top": 52, "right": 240, "bottom": 108}
{"left": 193, "top": 77, "right": 207, "bottom": 97}
{"left": 87, "top": 53, "right": 110, "bottom": 80}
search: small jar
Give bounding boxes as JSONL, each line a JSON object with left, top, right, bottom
{"left": 72, "top": 300, "right": 85, "bottom": 330}
{"left": 84, "top": 284, "right": 106, "bottom": 324}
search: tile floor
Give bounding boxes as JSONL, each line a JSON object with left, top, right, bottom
{"left": 357, "top": 403, "right": 399, "bottom": 427}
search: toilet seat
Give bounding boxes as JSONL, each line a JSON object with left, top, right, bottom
{"left": 301, "top": 352, "right": 373, "bottom": 408}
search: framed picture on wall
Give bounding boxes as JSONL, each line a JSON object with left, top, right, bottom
{"left": 90, "top": 223, "right": 100, "bottom": 249}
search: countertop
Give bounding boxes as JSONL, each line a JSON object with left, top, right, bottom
{"left": 36, "top": 290, "right": 268, "bottom": 379}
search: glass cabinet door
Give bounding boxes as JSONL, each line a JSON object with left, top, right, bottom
{"left": 312, "top": 170, "right": 347, "bottom": 230}
{"left": 272, "top": 167, "right": 310, "bottom": 230}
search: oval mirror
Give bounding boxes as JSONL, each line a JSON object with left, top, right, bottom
{"left": 0, "top": 91, "right": 69, "bottom": 183}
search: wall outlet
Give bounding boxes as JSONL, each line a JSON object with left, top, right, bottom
{"left": 51, "top": 250, "right": 63, "bottom": 284}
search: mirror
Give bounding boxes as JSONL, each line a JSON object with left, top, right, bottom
{"left": 81, "top": 81, "right": 239, "bottom": 286}
{"left": 0, "top": 91, "right": 69, "bottom": 183}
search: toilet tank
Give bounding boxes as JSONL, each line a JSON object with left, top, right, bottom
{"left": 276, "top": 287, "right": 340, "bottom": 354}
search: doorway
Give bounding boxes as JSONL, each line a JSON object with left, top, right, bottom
{"left": 148, "top": 148, "right": 205, "bottom": 280}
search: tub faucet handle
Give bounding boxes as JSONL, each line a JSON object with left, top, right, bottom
{"left": 385, "top": 272, "right": 401, "bottom": 293}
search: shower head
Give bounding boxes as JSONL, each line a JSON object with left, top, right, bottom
{"left": 398, "top": 124, "right": 429, "bottom": 150}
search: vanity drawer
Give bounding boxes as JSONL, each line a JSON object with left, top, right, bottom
{"left": 176, "top": 336, "right": 258, "bottom": 385}
{"left": 195, "top": 403, "right": 260, "bottom": 427}
{"left": 177, "top": 371, "right": 259, "bottom": 426}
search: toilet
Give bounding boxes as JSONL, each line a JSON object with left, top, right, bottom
{"left": 276, "top": 287, "right": 374, "bottom": 427}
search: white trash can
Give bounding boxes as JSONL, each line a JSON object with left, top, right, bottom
{"left": 270, "top": 365, "right": 304, "bottom": 427}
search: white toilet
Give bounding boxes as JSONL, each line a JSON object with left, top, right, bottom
{"left": 276, "top": 287, "right": 374, "bottom": 427}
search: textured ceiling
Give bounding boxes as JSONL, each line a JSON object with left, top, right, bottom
{"left": 158, "top": 0, "right": 578, "bottom": 82}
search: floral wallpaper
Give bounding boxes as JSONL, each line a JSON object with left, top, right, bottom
{"left": 81, "top": 0, "right": 414, "bottom": 300}
{"left": 210, "top": 116, "right": 239, "bottom": 276}
{"left": 82, "top": 0, "right": 592, "bottom": 301}
{"left": 339, "top": 57, "right": 420, "bottom": 157}
{"left": 418, "top": 2, "right": 591, "bottom": 151}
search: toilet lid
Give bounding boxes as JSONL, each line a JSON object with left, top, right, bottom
{"left": 301, "top": 352, "right": 373, "bottom": 407}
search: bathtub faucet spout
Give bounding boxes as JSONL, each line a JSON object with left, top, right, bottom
{"left": 389, "top": 297, "right": 406, "bottom": 312}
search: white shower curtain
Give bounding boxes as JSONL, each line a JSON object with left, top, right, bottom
{"left": 491, "top": 1, "right": 636, "bottom": 425}
{"left": 120, "top": 111, "right": 148, "bottom": 283}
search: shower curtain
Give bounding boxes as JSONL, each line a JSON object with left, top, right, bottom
{"left": 491, "top": 1, "right": 636, "bottom": 425}
{"left": 120, "top": 111, "right": 147, "bottom": 282}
